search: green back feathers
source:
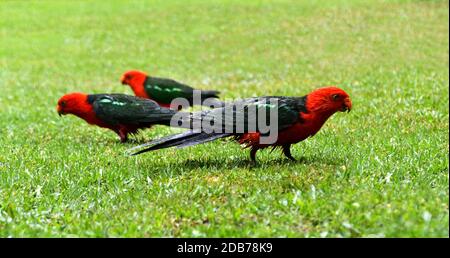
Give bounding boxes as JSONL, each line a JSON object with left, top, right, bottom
{"left": 144, "top": 77, "right": 196, "bottom": 104}
{"left": 87, "top": 94, "right": 176, "bottom": 126}
{"left": 187, "top": 96, "right": 307, "bottom": 133}
{"left": 144, "top": 76, "right": 221, "bottom": 105}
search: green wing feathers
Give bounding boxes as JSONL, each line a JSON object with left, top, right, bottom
{"left": 186, "top": 97, "right": 304, "bottom": 132}
{"left": 90, "top": 94, "right": 177, "bottom": 126}
{"left": 144, "top": 76, "right": 221, "bottom": 105}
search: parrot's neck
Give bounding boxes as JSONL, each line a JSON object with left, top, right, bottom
{"left": 129, "top": 76, "right": 149, "bottom": 99}
{"left": 70, "top": 99, "right": 107, "bottom": 127}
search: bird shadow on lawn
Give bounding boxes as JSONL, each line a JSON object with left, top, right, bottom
{"left": 123, "top": 138, "right": 152, "bottom": 145}
{"left": 96, "top": 137, "right": 153, "bottom": 145}
{"left": 179, "top": 154, "right": 346, "bottom": 170}
{"left": 84, "top": 137, "right": 346, "bottom": 172}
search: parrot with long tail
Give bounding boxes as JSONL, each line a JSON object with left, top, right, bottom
{"left": 128, "top": 87, "right": 352, "bottom": 162}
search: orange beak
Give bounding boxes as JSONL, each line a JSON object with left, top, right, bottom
{"left": 120, "top": 74, "right": 127, "bottom": 85}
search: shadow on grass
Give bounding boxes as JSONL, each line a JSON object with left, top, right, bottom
{"left": 70, "top": 135, "right": 346, "bottom": 172}
{"left": 179, "top": 153, "right": 346, "bottom": 170}
{"left": 95, "top": 137, "right": 153, "bottom": 145}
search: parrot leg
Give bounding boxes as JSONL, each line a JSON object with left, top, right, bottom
{"left": 250, "top": 148, "right": 258, "bottom": 163}
{"left": 117, "top": 128, "right": 128, "bottom": 143}
{"left": 282, "top": 144, "right": 296, "bottom": 161}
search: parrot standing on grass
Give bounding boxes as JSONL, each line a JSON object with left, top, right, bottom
{"left": 57, "top": 93, "right": 178, "bottom": 143}
{"left": 128, "top": 87, "right": 352, "bottom": 162}
{"left": 120, "top": 70, "right": 224, "bottom": 109}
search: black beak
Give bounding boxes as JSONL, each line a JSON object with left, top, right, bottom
{"left": 341, "top": 105, "right": 349, "bottom": 112}
{"left": 343, "top": 98, "right": 352, "bottom": 113}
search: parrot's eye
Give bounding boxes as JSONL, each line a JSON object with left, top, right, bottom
{"left": 332, "top": 94, "right": 340, "bottom": 101}
{"left": 125, "top": 74, "right": 132, "bottom": 80}
{"left": 60, "top": 101, "right": 66, "bottom": 107}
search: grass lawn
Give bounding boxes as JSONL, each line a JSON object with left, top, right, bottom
{"left": 0, "top": 0, "right": 448, "bottom": 237}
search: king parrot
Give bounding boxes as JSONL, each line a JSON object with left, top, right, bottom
{"left": 128, "top": 87, "right": 352, "bottom": 162}
{"left": 57, "top": 93, "right": 178, "bottom": 142}
{"left": 120, "top": 70, "right": 224, "bottom": 109}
